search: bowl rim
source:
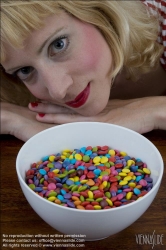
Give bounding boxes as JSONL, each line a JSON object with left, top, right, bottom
{"left": 16, "top": 122, "right": 164, "bottom": 213}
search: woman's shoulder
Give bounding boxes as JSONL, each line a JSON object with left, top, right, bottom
{"left": 141, "top": 0, "right": 166, "bottom": 14}
{"left": 142, "top": 0, "right": 166, "bottom": 71}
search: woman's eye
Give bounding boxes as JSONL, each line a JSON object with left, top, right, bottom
{"left": 49, "top": 37, "right": 69, "bottom": 56}
{"left": 16, "top": 66, "right": 34, "bottom": 80}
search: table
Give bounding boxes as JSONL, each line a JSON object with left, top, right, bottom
{"left": 1, "top": 131, "right": 166, "bottom": 250}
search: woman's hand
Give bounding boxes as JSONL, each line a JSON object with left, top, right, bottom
{"left": 1, "top": 102, "right": 54, "bottom": 141}
{"left": 28, "top": 96, "right": 166, "bottom": 134}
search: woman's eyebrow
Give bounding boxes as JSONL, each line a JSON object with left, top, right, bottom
{"left": 5, "top": 27, "right": 66, "bottom": 73}
{"left": 37, "top": 27, "right": 65, "bottom": 54}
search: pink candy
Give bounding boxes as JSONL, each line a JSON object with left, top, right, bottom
{"left": 139, "top": 179, "right": 148, "bottom": 186}
{"left": 47, "top": 183, "right": 56, "bottom": 190}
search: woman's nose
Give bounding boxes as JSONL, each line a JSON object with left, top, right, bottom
{"left": 39, "top": 65, "right": 73, "bottom": 100}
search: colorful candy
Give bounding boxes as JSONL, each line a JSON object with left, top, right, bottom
{"left": 25, "top": 145, "right": 153, "bottom": 210}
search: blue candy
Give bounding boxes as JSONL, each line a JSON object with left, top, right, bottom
{"left": 80, "top": 147, "right": 86, "bottom": 154}
{"left": 66, "top": 179, "right": 74, "bottom": 186}
{"left": 39, "top": 169, "right": 46, "bottom": 175}
{"left": 57, "top": 195, "right": 64, "bottom": 201}
{"left": 85, "top": 150, "right": 92, "bottom": 156}
{"left": 94, "top": 169, "right": 101, "bottom": 176}
{"left": 41, "top": 155, "right": 49, "bottom": 161}
{"left": 134, "top": 188, "right": 141, "bottom": 195}
{"left": 34, "top": 187, "right": 43, "bottom": 192}
{"left": 61, "top": 189, "right": 67, "bottom": 195}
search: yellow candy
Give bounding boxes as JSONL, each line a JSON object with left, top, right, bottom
{"left": 127, "top": 160, "right": 135, "bottom": 167}
{"left": 69, "top": 155, "right": 74, "bottom": 160}
{"left": 122, "top": 169, "right": 130, "bottom": 173}
{"left": 143, "top": 168, "right": 151, "bottom": 174}
{"left": 53, "top": 169, "right": 60, "bottom": 174}
{"left": 119, "top": 173, "right": 127, "bottom": 177}
{"left": 137, "top": 197, "right": 143, "bottom": 200}
{"left": 69, "top": 178, "right": 74, "bottom": 181}
{"left": 94, "top": 163, "right": 101, "bottom": 166}
{"left": 102, "top": 181, "right": 108, "bottom": 188}
{"left": 62, "top": 152, "right": 68, "bottom": 156}
{"left": 80, "top": 179, "right": 88, "bottom": 184}
{"left": 128, "top": 182, "right": 136, "bottom": 188}
{"left": 100, "top": 156, "right": 108, "bottom": 163}
{"left": 74, "top": 176, "right": 79, "bottom": 182}
{"left": 106, "top": 199, "right": 113, "bottom": 206}
{"left": 61, "top": 155, "right": 66, "bottom": 160}
{"left": 48, "top": 196, "right": 56, "bottom": 202}
{"left": 88, "top": 191, "right": 94, "bottom": 199}
{"left": 49, "top": 155, "right": 55, "bottom": 162}
{"left": 123, "top": 176, "right": 132, "bottom": 181}
{"left": 126, "top": 192, "right": 133, "bottom": 200}
{"left": 75, "top": 154, "right": 82, "bottom": 160}
{"left": 94, "top": 205, "right": 101, "bottom": 210}
{"left": 119, "top": 180, "right": 128, "bottom": 186}
{"left": 93, "top": 156, "right": 101, "bottom": 164}
{"left": 132, "top": 176, "right": 136, "bottom": 180}
{"left": 120, "top": 151, "right": 127, "bottom": 156}
{"left": 108, "top": 149, "right": 115, "bottom": 156}
{"left": 63, "top": 149, "right": 71, "bottom": 153}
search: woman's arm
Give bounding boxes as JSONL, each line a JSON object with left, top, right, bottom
{"left": 28, "top": 96, "right": 166, "bottom": 134}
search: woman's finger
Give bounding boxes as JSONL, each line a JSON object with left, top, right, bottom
{"left": 36, "top": 112, "right": 100, "bottom": 124}
{"left": 29, "top": 102, "right": 75, "bottom": 114}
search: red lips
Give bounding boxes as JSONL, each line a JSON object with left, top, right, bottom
{"left": 65, "top": 83, "right": 90, "bottom": 108}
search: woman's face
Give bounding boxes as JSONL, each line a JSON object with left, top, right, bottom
{"left": 2, "top": 11, "right": 113, "bottom": 116}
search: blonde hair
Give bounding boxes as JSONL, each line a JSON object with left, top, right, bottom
{"left": 1, "top": 0, "right": 164, "bottom": 105}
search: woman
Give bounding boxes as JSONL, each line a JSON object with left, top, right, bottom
{"left": 1, "top": 0, "right": 166, "bottom": 141}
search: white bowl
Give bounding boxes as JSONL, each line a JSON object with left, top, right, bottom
{"left": 16, "top": 122, "right": 163, "bottom": 241}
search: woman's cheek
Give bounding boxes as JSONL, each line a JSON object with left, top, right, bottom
{"left": 25, "top": 85, "right": 48, "bottom": 100}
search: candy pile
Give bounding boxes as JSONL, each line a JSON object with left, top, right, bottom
{"left": 26, "top": 145, "right": 153, "bottom": 210}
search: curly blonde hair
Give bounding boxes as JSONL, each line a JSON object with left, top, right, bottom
{"left": 0, "top": 0, "right": 164, "bottom": 105}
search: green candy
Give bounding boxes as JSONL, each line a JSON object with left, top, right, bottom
{"left": 100, "top": 171, "right": 109, "bottom": 176}
{"left": 80, "top": 195, "right": 85, "bottom": 202}
{"left": 92, "top": 147, "right": 98, "bottom": 152}
{"left": 109, "top": 162, "right": 115, "bottom": 166}
{"left": 83, "top": 155, "right": 90, "bottom": 162}
{"left": 40, "top": 178, "right": 44, "bottom": 184}
{"left": 105, "top": 192, "right": 111, "bottom": 198}
{"left": 86, "top": 198, "right": 94, "bottom": 202}
{"left": 104, "top": 162, "right": 111, "bottom": 168}
{"left": 137, "top": 169, "right": 144, "bottom": 174}
{"left": 67, "top": 169, "right": 76, "bottom": 174}
{"left": 71, "top": 185, "right": 78, "bottom": 192}
{"left": 58, "top": 173, "right": 67, "bottom": 178}
{"left": 115, "top": 175, "right": 121, "bottom": 180}
{"left": 48, "top": 191, "right": 57, "bottom": 197}
{"left": 62, "top": 184, "right": 69, "bottom": 189}
{"left": 106, "top": 182, "right": 110, "bottom": 189}
{"left": 28, "top": 184, "right": 35, "bottom": 190}
{"left": 78, "top": 185, "right": 87, "bottom": 192}
{"left": 95, "top": 198, "right": 103, "bottom": 202}
{"left": 90, "top": 186, "right": 99, "bottom": 191}
{"left": 47, "top": 163, "right": 54, "bottom": 168}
